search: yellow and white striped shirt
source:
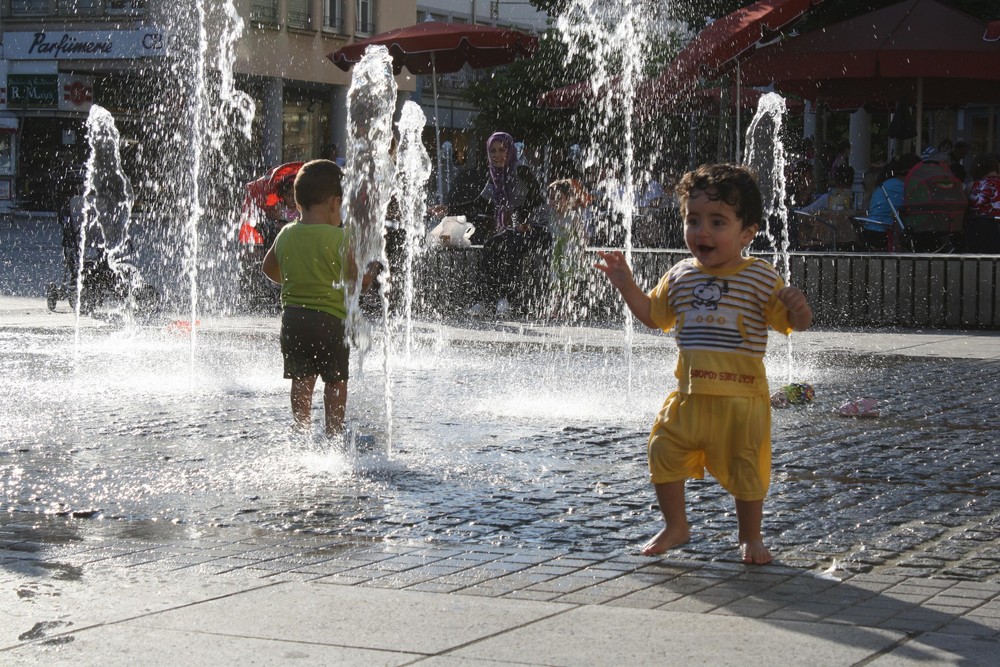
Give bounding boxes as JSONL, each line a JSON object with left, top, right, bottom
{"left": 649, "top": 257, "right": 793, "bottom": 397}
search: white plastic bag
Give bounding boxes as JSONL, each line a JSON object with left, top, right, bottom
{"left": 428, "top": 215, "right": 476, "bottom": 248}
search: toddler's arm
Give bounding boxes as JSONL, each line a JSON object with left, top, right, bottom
{"left": 778, "top": 286, "right": 812, "bottom": 331}
{"left": 262, "top": 246, "right": 281, "bottom": 285}
{"left": 594, "top": 250, "right": 655, "bottom": 328}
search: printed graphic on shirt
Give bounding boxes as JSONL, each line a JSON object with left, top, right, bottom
{"left": 667, "top": 259, "right": 780, "bottom": 356}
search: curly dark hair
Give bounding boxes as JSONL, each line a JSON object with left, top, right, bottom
{"left": 675, "top": 163, "right": 763, "bottom": 230}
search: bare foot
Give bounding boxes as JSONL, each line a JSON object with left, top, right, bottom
{"left": 739, "top": 539, "right": 772, "bottom": 565}
{"left": 641, "top": 525, "right": 690, "bottom": 556}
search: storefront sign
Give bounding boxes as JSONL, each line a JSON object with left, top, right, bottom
{"left": 4, "top": 30, "right": 172, "bottom": 60}
{"left": 8, "top": 75, "right": 59, "bottom": 107}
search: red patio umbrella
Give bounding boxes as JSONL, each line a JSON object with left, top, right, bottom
{"left": 328, "top": 21, "right": 538, "bottom": 75}
{"left": 539, "top": 0, "right": 822, "bottom": 111}
{"left": 639, "top": 0, "right": 824, "bottom": 107}
{"left": 329, "top": 21, "right": 538, "bottom": 200}
{"left": 740, "top": 0, "right": 1000, "bottom": 147}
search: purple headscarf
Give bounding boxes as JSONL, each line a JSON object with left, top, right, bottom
{"left": 487, "top": 131, "right": 518, "bottom": 231}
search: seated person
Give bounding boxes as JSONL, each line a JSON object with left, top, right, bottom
{"left": 968, "top": 154, "right": 1000, "bottom": 218}
{"left": 438, "top": 132, "right": 546, "bottom": 317}
{"left": 922, "top": 138, "right": 952, "bottom": 163}
{"left": 861, "top": 153, "right": 920, "bottom": 249}
{"left": 800, "top": 164, "right": 855, "bottom": 213}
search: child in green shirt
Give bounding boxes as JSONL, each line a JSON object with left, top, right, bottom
{"left": 262, "top": 159, "right": 376, "bottom": 438}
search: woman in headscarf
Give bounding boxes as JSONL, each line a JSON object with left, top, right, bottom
{"left": 440, "top": 131, "right": 545, "bottom": 316}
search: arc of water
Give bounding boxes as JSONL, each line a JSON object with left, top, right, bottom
{"left": 744, "top": 91, "right": 795, "bottom": 383}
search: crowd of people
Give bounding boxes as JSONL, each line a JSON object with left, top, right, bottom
{"left": 428, "top": 131, "right": 681, "bottom": 318}
{"left": 785, "top": 136, "right": 1000, "bottom": 253}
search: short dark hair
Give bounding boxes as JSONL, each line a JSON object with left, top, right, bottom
{"left": 676, "top": 163, "right": 763, "bottom": 230}
{"left": 294, "top": 159, "right": 343, "bottom": 209}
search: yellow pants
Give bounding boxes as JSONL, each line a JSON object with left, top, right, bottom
{"left": 648, "top": 391, "right": 771, "bottom": 501}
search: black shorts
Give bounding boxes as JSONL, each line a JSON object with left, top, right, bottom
{"left": 280, "top": 306, "right": 350, "bottom": 383}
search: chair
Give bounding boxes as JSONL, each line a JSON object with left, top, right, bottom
{"left": 898, "top": 161, "right": 966, "bottom": 252}
{"left": 792, "top": 209, "right": 861, "bottom": 251}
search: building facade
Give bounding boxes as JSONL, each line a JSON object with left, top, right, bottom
{"left": 0, "top": 0, "right": 416, "bottom": 213}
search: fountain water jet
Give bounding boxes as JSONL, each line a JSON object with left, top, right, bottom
{"left": 744, "top": 92, "right": 804, "bottom": 389}
{"left": 393, "top": 101, "right": 433, "bottom": 361}
{"left": 74, "top": 105, "right": 135, "bottom": 352}
{"left": 342, "top": 45, "right": 398, "bottom": 452}
{"left": 744, "top": 92, "right": 791, "bottom": 281}
{"left": 556, "top": 0, "right": 672, "bottom": 392}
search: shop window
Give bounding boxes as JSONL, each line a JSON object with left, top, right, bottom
{"left": 0, "top": 133, "right": 15, "bottom": 178}
{"left": 287, "top": 0, "right": 311, "bottom": 29}
{"left": 356, "top": 0, "right": 374, "bottom": 36}
{"left": 249, "top": 0, "right": 278, "bottom": 26}
{"left": 283, "top": 97, "right": 330, "bottom": 163}
{"left": 11, "top": 0, "right": 51, "bottom": 16}
{"left": 106, "top": 0, "right": 145, "bottom": 14}
{"left": 323, "top": 0, "right": 343, "bottom": 33}
{"left": 56, "top": 0, "right": 100, "bottom": 13}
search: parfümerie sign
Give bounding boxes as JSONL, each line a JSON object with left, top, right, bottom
{"left": 4, "top": 31, "right": 172, "bottom": 60}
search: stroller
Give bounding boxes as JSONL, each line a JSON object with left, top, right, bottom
{"left": 235, "top": 162, "right": 303, "bottom": 312}
{"left": 45, "top": 195, "right": 161, "bottom": 317}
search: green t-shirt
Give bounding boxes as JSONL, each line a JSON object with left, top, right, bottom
{"left": 272, "top": 222, "right": 348, "bottom": 319}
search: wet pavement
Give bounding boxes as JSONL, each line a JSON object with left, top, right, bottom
{"left": 4, "top": 215, "right": 1000, "bottom": 663}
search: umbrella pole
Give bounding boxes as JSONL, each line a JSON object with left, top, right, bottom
{"left": 916, "top": 77, "right": 924, "bottom": 155}
{"left": 735, "top": 64, "right": 741, "bottom": 163}
{"left": 432, "top": 53, "right": 444, "bottom": 203}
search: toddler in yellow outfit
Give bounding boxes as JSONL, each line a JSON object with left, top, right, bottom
{"left": 596, "top": 163, "right": 813, "bottom": 564}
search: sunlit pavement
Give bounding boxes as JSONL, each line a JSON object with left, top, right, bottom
{"left": 4, "top": 216, "right": 1000, "bottom": 664}
{"left": 3, "top": 295, "right": 1000, "bottom": 665}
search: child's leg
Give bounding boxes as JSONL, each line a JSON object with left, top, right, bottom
{"left": 290, "top": 375, "right": 317, "bottom": 431}
{"left": 642, "top": 480, "right": 690, "bottom": 556}
{"left": 735, "top": 498, "right": 772, "bottom": 565}
{"left": 323, "top": 380, "right": 347, "bottom": 438}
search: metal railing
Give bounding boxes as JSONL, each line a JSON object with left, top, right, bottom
{"left": 412, "top": 248, "right": 1000, "bottom": 329}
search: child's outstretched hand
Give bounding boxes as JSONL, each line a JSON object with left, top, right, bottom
{"left": 594, "top": 250, "right": 635, "bottom": 289}
{"left": 778, "top": 286, "right": 813, "bottom": 331}
{"left": 594, "top": 250, "right": 655, "bottom": 328}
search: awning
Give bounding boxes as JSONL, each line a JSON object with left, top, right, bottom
{"left": 640, "top": 0, "right": 824, "bottom": 107}
{"left": 538, "top": 0, "right": 823, "bottom": 111}
{"left": 740, "top": 0, "right": 1000, "bottom": 102}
